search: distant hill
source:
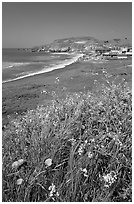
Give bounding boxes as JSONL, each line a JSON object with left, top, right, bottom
{"left": 30, "top": 36, "right": 132, "bottom": 52}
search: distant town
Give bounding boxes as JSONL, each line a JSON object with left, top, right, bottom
{"left": 81, "top": 45, "right": 132, "bottom": 62}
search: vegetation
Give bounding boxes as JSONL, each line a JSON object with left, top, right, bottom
{"left": 2, "top": 74, "right": 132, "bottom": 202}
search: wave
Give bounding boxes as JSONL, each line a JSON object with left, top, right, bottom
{"left": 2, "top": 62, "right": 32, "bottom": 69}
{"left": 2, "top": 54, "right": 83, "bottom": 84}
{"left": 51, "top": 52, "right": 71, "bottom": 55}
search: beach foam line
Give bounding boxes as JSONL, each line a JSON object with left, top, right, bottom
{"left": 51, "top": 52, "right": 71, "bottom": 55}
{"left": 2, "top": 62, "right": 32, "bottom": 69}
{"left": 2, "top": 53, "right": 83, "bottom": 84}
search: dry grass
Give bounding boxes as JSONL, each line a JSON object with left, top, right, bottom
{"left": 2, "top": 74, "right": 132, "bottom": 202}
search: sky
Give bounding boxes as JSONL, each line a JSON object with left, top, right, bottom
{"left": 2, "top": 2, "right": 132, "bottom": 48}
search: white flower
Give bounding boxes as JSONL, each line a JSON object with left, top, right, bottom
{"left": 80, "top": 168, "right": 88, "bottom": 177}
{"left": 87, "top": 151, "right": 93, "bottom": 158}
{"left": 12, "top": 159, "right": 24, "bottom": 169}
{"left": 41, "top": 90, "right": 47, "bottom": 94}
{"left": 103, "top": 171, "right": 117, "bottom": 188}
{"left": 78, "top": 140, "right": 88, "bottom": 156}
{"left": 68, "top": 138, "right": 76, "bottom": 146}
{"left": 12, "top": 161, "right": 19, "bottom": 169}
{"left": 82, "top": 168, "right": 87, "bottom": 173}
{"left": 78, "top": 143, "right": 86, "bottom": 155}
{"left": 84, "top": 140, "right": 88, "bottom": 144}
{"left": 16, "top": 178, "right": 23, "bottom": 185}
{"left": 56, "top": 192, "right": 59, "bottom": 197}
{"left": 45, "top": 158, "right": 52, "bottom": 167}
{"left": 90, "top": 138, "right": 95, "bottom": 143}
{"left": 49, "top": 183, "right": 56, "bottom": 197}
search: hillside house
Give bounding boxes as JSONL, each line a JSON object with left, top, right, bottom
{"left": 121, "top": 47, "right": 128, "bottom": 53}
{"left": 95, "top": 47, "right": 111, "bottom": 55}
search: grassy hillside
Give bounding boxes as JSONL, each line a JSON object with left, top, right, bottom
{"left": 2, "top": 75, "right": 132, "bottom": 202}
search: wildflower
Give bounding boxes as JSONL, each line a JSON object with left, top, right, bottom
{"left": 45, "top": 158, "right": 52, "bottom": 167}
{"left": 41, "top": 90, "right": 47, "bottom": 94}
{"left": 78, "top": 140, "right": 88, "bottom": 155}
{"left": 49, "top": 183, "right": 56, "bottom": 197}
{"left": 16, "top": 178, "right": 23, "bottom": 185}
{"left": 80, "top": 168, "right": 88, "bottom": 177}
{"left": 68, "top": 138, "right": 76, "bottom": 146}
{"left": 55, "top": 77, "right": 60, "bottom": 84}
{"left": 90, "top": 138, "right": 95, "bottom": 143}
{"left": 78, "top": 143, "right": 84, "bottom": 155}
{"left": 84, "top": 140, "right": 88, "bottom": 144}
{"left": 56, "top": 192, "right": 59, "bottom": 197}
{"left": 87, "top": 151, "right": 93, "bottom": 159}
{"left": 56, "top": 77, "right": 59, "bottom": 81}
{"left": 12, "top": 159, "right": 24, "bottom": 170}
{"left": 102, "top": 70, "right": 107, "bottom": 74}
{"left": 102, "top": 171, "right": 117, "bottom": 188}
{"left": 83, "top": 168, "right": 87, "bottom": 174}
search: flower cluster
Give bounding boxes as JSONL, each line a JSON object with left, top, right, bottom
{"left": 78, "top": 139, "right": 94, "bottom": 157}
{"left": 80, "top": 168, "right": 88, "bottom": 177}
{"left": 49, "top": 183, "right": 56, "bottom": 197}
{"left": 78, "top": 142, "right": 86, "bottom": 156}
{"left": 102, "top": 171, "right": 117, "bottom": 188}
{"left": 48, "top": 183, "right": 59, "bottom": 197}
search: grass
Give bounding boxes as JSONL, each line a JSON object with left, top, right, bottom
{"left": 2, "top": 72, "right": 132, "bottom": 202}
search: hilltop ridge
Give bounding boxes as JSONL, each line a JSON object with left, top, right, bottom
{"left": 30, "top": 36, "right": 132, "bottom": 53}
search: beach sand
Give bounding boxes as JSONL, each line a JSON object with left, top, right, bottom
{"left": 2, "top": 59, "right": 132, "bottom": 126}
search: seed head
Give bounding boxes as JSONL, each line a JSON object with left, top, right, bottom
{"left": 12, "top": 159, "right": 24, "bottom": 169}
{"left": 45, "top": 158, "right": 52, "bottom": 167}
{"left": 16, "top": 178, "right": 23, "bottom": 185}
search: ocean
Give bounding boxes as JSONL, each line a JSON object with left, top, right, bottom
{"left": 2, "top": 48, "right": 82, "bottom": 83}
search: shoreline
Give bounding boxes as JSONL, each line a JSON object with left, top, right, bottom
{"left": 2, "top": 53, "right": 83, "bottom": 84}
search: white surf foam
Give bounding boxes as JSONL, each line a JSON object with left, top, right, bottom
{"left": 2, "top": 62, "right": 32, "bottom": 69}
{"left": 2, "top": 53, "right": 83, "bottom": 84}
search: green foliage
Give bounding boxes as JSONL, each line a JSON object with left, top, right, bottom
{"left": 2, "top": 81, "right": 132, "bottom": 202}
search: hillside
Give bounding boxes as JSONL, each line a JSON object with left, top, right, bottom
{"left": 30, "top": 36, "right": 132, "bottom": 52}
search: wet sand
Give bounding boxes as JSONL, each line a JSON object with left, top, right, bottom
{"left": 2, "top": 59, "right": 132, "bottom": 126}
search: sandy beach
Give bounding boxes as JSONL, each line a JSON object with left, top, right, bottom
{"left": 2, "top": 53, "right": 83, "bottom": 84}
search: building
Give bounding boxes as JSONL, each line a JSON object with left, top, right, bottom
{"left": 95, "top": 47, "right": 111, "bottom": 54}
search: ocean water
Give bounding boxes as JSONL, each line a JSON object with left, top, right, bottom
{"left": 2, "top": 49, "right": 81, "bottom": 83}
